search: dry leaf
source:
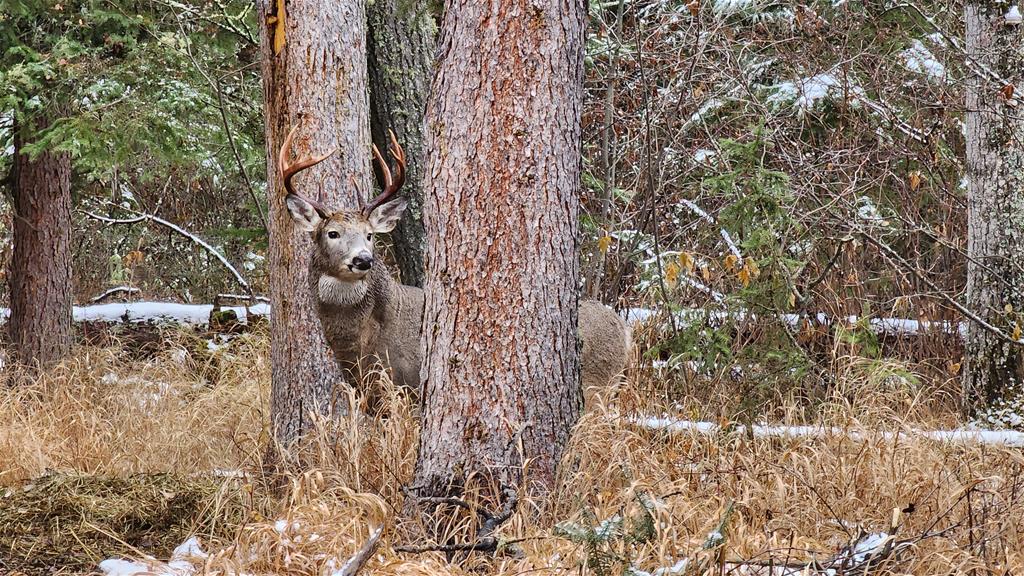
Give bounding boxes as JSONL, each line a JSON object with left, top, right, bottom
{"left": 723, "top": 253, "right": 740, "bottom": 271}
{"left": 123, "top": 250, "right": 145, "bottom": 268}
{"left": 737, "top": 266, "right": 751, "bottom": 287}
{"left": 664, "top": 261, "right": 680, "bottom": 288}
{"left": 679, "top": 252, "right": 695, "bottom": 274}
{"left": 597, "top": 235, "right": 613, "bottom": 254}
{"left": 908, "top": 171, "right": 922, "bottom": 191}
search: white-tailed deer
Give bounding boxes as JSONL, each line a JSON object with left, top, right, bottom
{"left": 279, "top": 126, "right": 629, "bottom": 410}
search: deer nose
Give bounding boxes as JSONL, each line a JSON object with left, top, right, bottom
{"left": 351, "top": 253, "right": 374, "bottom": 271}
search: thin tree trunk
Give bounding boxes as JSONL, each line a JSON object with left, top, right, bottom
{"left": 367, "top": 0, "right": 435, "bottom": 287}
{"left": 9, "top": 119, "right": 73, "bottom": 368}
{"left": 962, "top": 3, "right": 1024, "bottom": 411}
{"left": 258, "top": 0, "right": 371, "bottom": 449}
{"left": 409, "top": 0, "right": 586, "bottom": 519}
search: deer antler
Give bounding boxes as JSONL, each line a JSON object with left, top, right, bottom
{"left": 278, "top": 125, "right": 336, "bottom": 218}
{"left": 362, "top": 129, "right": 406, "bottom": 217}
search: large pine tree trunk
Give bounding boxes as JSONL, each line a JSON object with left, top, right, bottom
{"left": 258, "top": 0, "right": 371, "bottom": 448}
{"left": 409, "top": 0, "right": 586, "bottom": 515}
{"left": 9, "top": 119, "right": 73, "bottom": 368}
{"left": 367, "top": 0, "right": 435, "bottom": 287}
{"left": 962, "top": 4, "right": 1024, "bottom": 411}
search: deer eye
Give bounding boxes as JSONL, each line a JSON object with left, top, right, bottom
{"left": 366, "top": 234, "right": 372, "bottom": 241}
{"left": 327, "top": 231, "right": 340, "bottom": 239}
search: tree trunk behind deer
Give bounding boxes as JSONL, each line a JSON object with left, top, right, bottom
{"left": 962, "top": 3, "right": 1024, "bottom": 412}
{"left": 408, "top": 0, "right": 586, "bottom": 530}
{"left": 258, "top": 0, "right": 371, "bottom": 452}
{"left": 9, "top": 118, "right": 73, "bottom": 369}
{"left": 367, "top": 0, "right": 436, "bottom": 288}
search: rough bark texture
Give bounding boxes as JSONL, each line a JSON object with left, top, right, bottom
{"left": 258, "top": 0, "right": 371, "bottom": 448}
{"left": 410, "top": 0, "right": 586, "bottom": 508}
{"left": 367, "top": 0, "right": 436, "bottom": 287}
{"left": 8, "top": 120, "right": 73, "bottom": 368}
{"left": 962, "top": 3, "right": 1024, "bottom": 411}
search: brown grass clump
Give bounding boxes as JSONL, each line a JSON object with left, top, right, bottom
{"left": 1, "top": 329, "right": 1023, "bottom": 575}
{"left": 0, "top": 471, "right": 248, "bottom": 574}
{"left": 0, "top": 326, "right": 268, "bottom": 483}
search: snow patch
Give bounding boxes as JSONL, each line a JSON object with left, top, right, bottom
{"left": 627, "top": 415, "right": 1024, "bottom": 447}
{"left": 902, "top": 39, "right": 947, "bottom": 81}
{"left": 100, "top": 537, "right": 207, "bottom": 576}
{"left": 0, "top": 302, "right": 270, "bottom": 326}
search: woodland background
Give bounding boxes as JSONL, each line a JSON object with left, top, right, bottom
{"left": 2, "top": 0, "right": 1024, "bottom": 574}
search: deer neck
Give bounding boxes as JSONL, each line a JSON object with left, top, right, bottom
{"left": 317, "top": 274, "right": 370, "bottom": 308}
{"left": 310, "top": 263, "right": 393, "bottom": 318}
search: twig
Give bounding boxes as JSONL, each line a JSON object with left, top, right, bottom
{"left": 398, "top": 485, "right": 519, "bottom": 556}
{"left": 83, "top": 206, "right": 253, "bottom": 296}
{"left": 333, "top": 525, "right": 383, "bottom": 576}
{"left": 859, "top": 232, "right": 1021, "bottom": 346}
{"left": 90, "top": 286, "right": 141, "bottom": 303}
{"left": 394, "top": 537, "right": 501, "bottom": 554}
{"left": 176, "top": 16, "right": 268, "bottom": 232}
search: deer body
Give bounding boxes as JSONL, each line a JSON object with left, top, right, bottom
{"left": 280, "top": 127, "right": 629, "bottom": 408}
{"left": 313, "top": 258, "right": 424, "bottom": 392}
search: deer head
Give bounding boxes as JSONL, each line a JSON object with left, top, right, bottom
{"left": 279, "top": 126, "right": 408, "bottom": 281}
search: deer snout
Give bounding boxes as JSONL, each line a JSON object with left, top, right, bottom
{"left": 351, "top": 252, "right": 374, "bottom": 272}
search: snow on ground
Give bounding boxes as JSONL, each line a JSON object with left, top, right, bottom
{"left": 621, "top": 307, "right": 966, "bottom": 337}
{"left": 0, "top": 302, "right": 270, "bottom": 326}
{"left": 100, "top": 537, "right": 207, "bottom": 576}
{"left": 627, "top": 415, "right": 1024, "bottom": 447}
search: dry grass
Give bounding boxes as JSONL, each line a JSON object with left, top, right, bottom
{"left": 1, "top": 328, "right": 1022, "bottom": 575}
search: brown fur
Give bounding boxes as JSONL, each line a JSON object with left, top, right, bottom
{"left": 298, "top": 207, "right": 630, "bottom": 410}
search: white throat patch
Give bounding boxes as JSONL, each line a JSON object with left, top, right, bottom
{"left": 318, "top": 275, "right": 368, "bottom": 307}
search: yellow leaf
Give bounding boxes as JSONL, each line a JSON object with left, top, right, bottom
{"left": 788, "top": 292, "right": 796, "bottom": 308}
{"left": 723, "top": 253, "right": 740, "bottom": 271}
{"left": 948, "top": 361, "right": 961, "bottom": 375}
{"left": 700, "top": 264, "right": 711, "bottom": 282}
{"left": 746, "top": 259, "right": 760, "bottom": 279}
{"left": 678, "top": 252, "right": 695, "bottom": 274}
{"left": 597, "top": 235, "right": 613, "bottom": 254}
{"left": 908, "top": 171, "right": 922, "bottom": 191}
{"left": 664, "top": 261, "right": 680, "bottom": 288}
{"left": 123, "top": 250, "right": 145, "bottom": 268}
{"left": 1005, "top": 303, "right": 1014, "bottom": 314}
{"left": 1014, "top": 323, "right": 1022, "bottom": 341}
{"left": 737, "top": 266, "right": 751, "bottom": 287}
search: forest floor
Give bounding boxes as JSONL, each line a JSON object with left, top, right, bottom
{"left": 0, "top": 324, "right": 1021, "bottom": 575}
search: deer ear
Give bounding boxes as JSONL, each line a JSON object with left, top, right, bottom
{"left": 286, "top": 194, "right": 323, "bottom": 232}
{"left": 368, "top": 198, "right": 407, "bottom": 233}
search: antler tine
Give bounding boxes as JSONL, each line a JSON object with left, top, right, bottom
{"left": 388, "top": 129, "right": 406, "bottom": 190}
{"left": 362, "top": 129, "right": 407, "bottom": 217}
{"left": 278, "top": 125, "right": 336, "bottom": 217}
{"left": 371, "top": 143, "right": 393, "bottom": 191}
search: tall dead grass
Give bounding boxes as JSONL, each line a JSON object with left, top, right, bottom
{"left": 1, "top": 328, "right": 1022, "bottom": 575}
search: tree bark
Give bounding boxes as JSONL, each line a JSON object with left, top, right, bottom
{"left": 258, "top": 0, "right": 371, "bottom": 449}
{"left": 367, "top": 0, "right": 436, "bottom": 287}
{"left": 962, "top": 3, "right": 1024, "bottom": 411}
{"left": 409, "top": 0, "right": 586, "bottom": 515}
{"left": 8, "top": 119, "right": 73, "bottom": 368}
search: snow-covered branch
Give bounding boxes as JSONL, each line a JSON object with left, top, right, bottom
{"left": 84, "top": 208, "right": 253, "bottom": 296}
